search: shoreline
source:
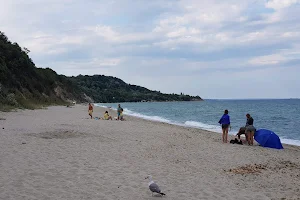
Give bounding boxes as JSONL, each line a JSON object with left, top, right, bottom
{"left": 95, "top": 103, "right": 300, "bottom": 147}
{"left": 1, "top": 105, "right": 299, "bottom": 199}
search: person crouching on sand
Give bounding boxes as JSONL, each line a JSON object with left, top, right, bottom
{"left": 236, "top": 113, "right": 255, "bottom": 145}
{"left": 88, "top": 103, "right": 93, "bottom": 119}
{"left": 218, "top": 109, "right": 230, "bottom": 143}
{"left": 102, "top": 111, "right": 113, "bottom": 120}
{"left": 236, "top": 127, "right": 247, "bottom": 142}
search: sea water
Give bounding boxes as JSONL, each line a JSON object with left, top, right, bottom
{"left": 95, "top": 99, "right": 300, "bottom": 146}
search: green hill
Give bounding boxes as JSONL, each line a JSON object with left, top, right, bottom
{"left": 0, "top": 31, "right": 202, "bottom": 111}
{"left": 72, "top": 75, "right": 202, "bottom": 103}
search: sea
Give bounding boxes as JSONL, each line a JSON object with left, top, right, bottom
{"left": 95, "top": 99, "right": 300, "bottom": 146}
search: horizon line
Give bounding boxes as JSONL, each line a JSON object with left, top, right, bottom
{"left": 204, "top": 98, "right": 300, "bottom": 100}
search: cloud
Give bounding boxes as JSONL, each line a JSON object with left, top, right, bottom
{"left": 265, "top": 0, "right": 299, "bottom": 10}
{"left": 86, "top": 25, "right": 120, "bottom": 42}
{"left": 248, "top": 54, "right": 287, "bottom": 65}
{"left": 1, "top": 0, "right": 300, "bottom": 98}
{"left": 248, "top": 47, "right": 300, "bottom": 65}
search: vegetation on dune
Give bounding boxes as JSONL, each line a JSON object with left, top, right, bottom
{"left": 0, "top": 31, "right": 202, "bottom": 111}
{"left": 73, "top": 75, "right": 202, "bottom": 103}
{"left": 0, "top": 31, "right": 85, "bottom": 110}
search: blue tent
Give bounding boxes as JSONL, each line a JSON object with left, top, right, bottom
{"left": 254, "top": 129, "right": 283, "bottom": 149}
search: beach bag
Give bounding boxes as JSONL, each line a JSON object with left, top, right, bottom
{"left": 230, "top": 138, "right": 243, "bottom": 145}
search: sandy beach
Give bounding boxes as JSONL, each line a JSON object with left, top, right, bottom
{"left": 0, "top": 105, "right": 299, "bottom": 200}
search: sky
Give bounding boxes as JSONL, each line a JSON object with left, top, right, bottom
{"left": 0, "top": 0, "right": 300, "bottom": 99}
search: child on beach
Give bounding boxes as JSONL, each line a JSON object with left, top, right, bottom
{"left": 218, "top": 109, "right": 230, "bottom": 143}
{"left": 102, "top": 111, "right": 113, "bottom": 120}
{"left": 119, "top": 109, "right": 125, "bottom": 121}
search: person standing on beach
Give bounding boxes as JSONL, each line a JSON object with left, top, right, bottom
{"left": 88, "top": 103, "right": 93, "bottom": 119}
{"left": 117, "top": 104, "right": 123, "bottom": 120}
{"left": 245, "top": 113, "right": 254, "bottom": 126}
{"left": 218, "top": 109, "right": 230, "bottom": 143}
{"left": 245, "top": 113, "right": 256, "bottom": 145}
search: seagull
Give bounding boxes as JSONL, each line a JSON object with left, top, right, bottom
{"left": 145, "top": 175, "right": 166, "bottom": 196}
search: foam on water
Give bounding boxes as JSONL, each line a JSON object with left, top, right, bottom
{"left": 122, "top": 108, "right": 171, "bottom": 123}
{"left": 184, "top": 121, "right": 240, "bottom": 135}
{"left": 184, "top": 121, "right": 223, "bottom": 133}
{"left": 93, "top": 104, "right": 108, "bottom": 108}
{"left": 95, "top": 104, "right": 172, "bottom": 123}
{"left": 280, "top": 138, "right": 300, "bottom": 146}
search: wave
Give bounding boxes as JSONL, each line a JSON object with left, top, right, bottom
{"left": 280, "top": 138, "right": 300, "bottom": 146}
{"left": 122, "top": 108, "right": 171, "bottom": 123}
{"left": 94, "top": 104, "right": 171, "bottom": 123}
{"left": 94, "top": 104, "right": 300, "bottom": 146}
{"left": 184, "top": 121, "right": 223, "bottom": 133}
{"left": 93, "top": 104, "right": 109, "bottom": 108}
{"left": 184, "top": 121, "right": 241, "bottom": 135}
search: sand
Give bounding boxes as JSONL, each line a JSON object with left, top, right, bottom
{"left": 0, "top": 105, "right": 299, "bottom": 200}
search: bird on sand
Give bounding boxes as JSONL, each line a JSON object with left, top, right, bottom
{"left": 145, "top": 175, "right": 166, "bottom": 196}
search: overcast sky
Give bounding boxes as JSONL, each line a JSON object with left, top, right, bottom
{"left": 1, "top": 0, "right": 299, "bottom": 99}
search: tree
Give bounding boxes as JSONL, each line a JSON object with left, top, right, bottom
{"left": 23, "top": 47, "right": 30, "bottom": 54}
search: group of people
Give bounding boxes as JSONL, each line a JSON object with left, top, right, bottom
{"left": 88, "top": 103, "right": 125, "bottom": 121}
{"left": 88, "top": 104, "right": 255, "bottom": 144}
{"left": 218, "top": 110, "right": 256, "bottom": 145}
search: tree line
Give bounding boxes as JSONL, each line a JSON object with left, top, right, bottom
{"left": 0, "top": 31, "right": 202, "bottom": 111}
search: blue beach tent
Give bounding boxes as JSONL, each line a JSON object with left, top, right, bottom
{"left": 254, "top": 129, "right": 283, "bottom": 149}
